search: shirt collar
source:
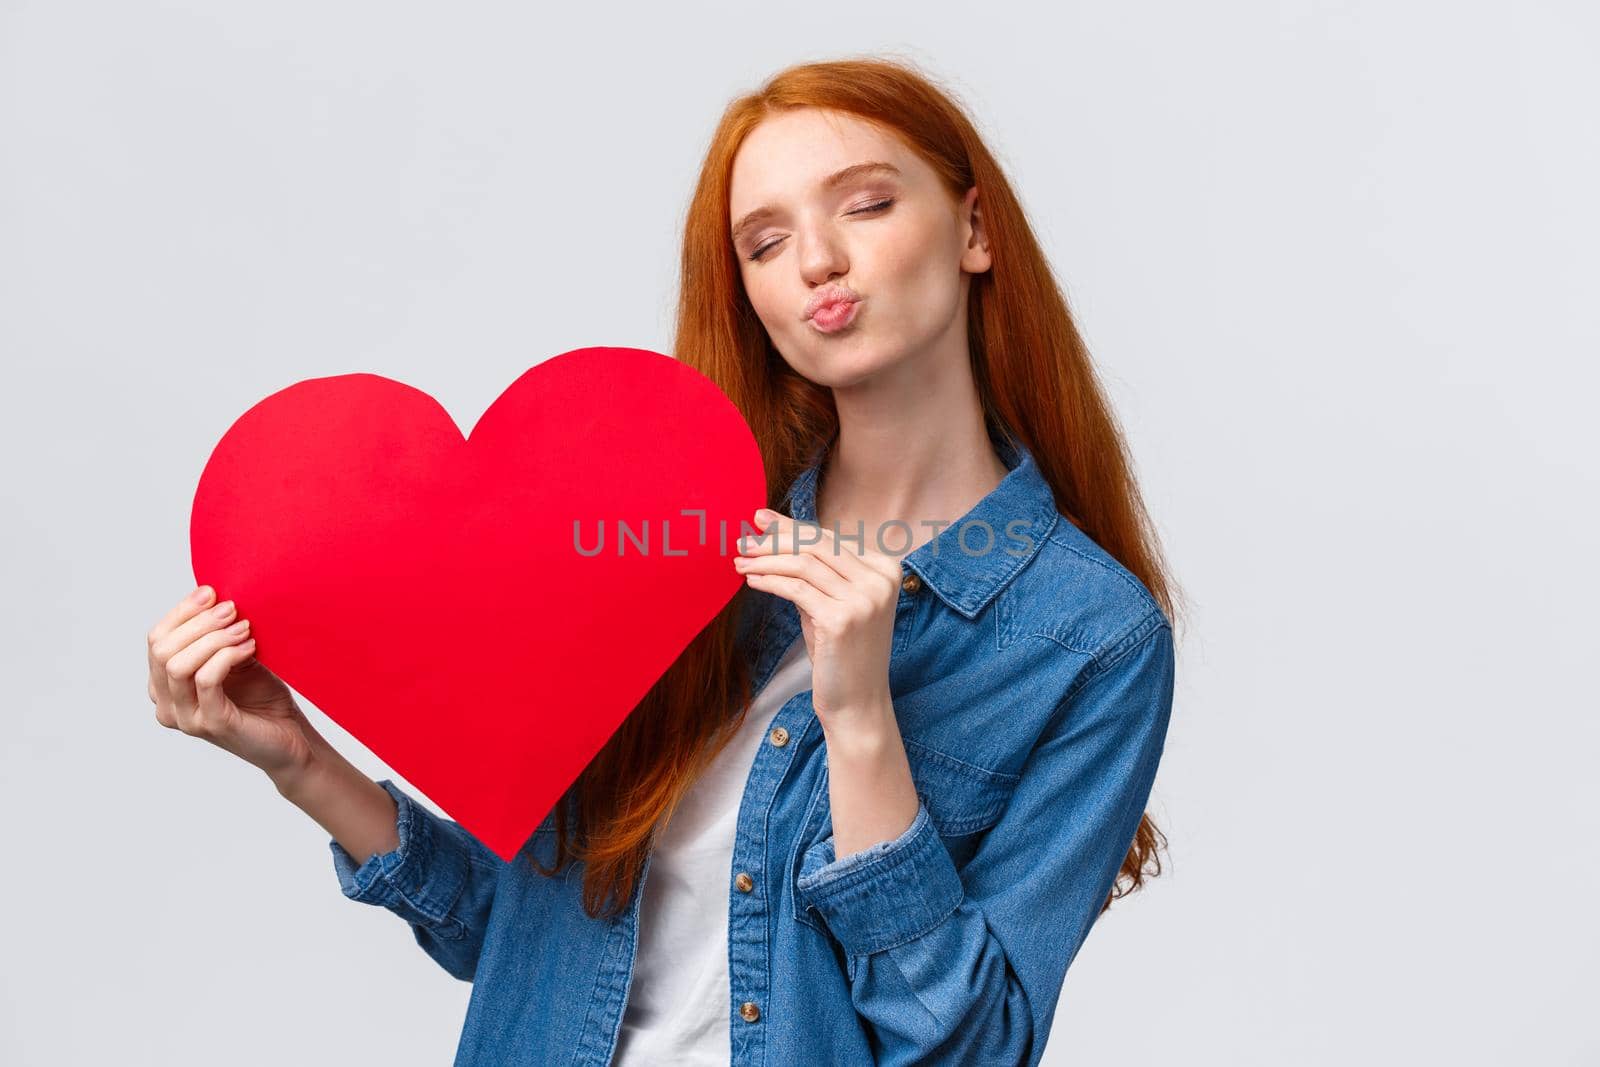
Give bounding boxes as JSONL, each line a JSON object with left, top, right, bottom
{"left": 779, "top": 427, "right": 1060, "bottom": 621}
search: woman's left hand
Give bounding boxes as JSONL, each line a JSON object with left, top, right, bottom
{"left": 735, "top": 507, "right": 903, "bottom": 728}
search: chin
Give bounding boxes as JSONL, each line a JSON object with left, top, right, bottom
{"left": 800, "top": 345, "right": 897, "bottom": 389}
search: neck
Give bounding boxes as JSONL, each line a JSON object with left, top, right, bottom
{"left": 816, "top": 347, "right": 1010, "bottom": 559}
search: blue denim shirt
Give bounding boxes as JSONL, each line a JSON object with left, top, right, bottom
{"left": 329, "top": 432, "right": 1176, "bottom": 1066}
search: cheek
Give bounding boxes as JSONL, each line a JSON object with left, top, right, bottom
{"left": 882, "top": 211, "right": 958, "bottom": 281}
{"left": 879, "top": 226, "right": 964, "bottom": 318}
{"left": 740, "top": 273, "right": 786, "bottom": 328}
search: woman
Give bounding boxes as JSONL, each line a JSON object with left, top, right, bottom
{"left": 145, "top": 56, "right": 1180, "bottom": 1066}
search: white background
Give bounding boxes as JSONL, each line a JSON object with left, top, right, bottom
{"left": 2, "top": 1, "right": 1595, "bottom": 1063}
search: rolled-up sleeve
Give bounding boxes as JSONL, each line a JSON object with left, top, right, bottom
{"left": 329, "top": 778, "right": 507, "bottom": 982}
{"left": 795, "top": 613, "right": 1176, "bottom": 1067}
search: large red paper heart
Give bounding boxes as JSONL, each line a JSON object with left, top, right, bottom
{"left": 190, "top": 346, "right": 765, "bottom": 860}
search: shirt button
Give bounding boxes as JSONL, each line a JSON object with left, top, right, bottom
{"left": 739, "top": 1001, "right": 761, "bottom": 1023}
{"left": 768, "top": 726, "right": 789, "bottom": 747}
{"left": 901, "top": 571, "right": 922, "bottom": 595}
{"left": 734, "top": 872, "right": 754, "bottom": 892}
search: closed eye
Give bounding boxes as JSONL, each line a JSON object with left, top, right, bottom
{"left": 746, "top": 198, "right": 896, "bottom": 262}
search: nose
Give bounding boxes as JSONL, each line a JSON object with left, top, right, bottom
{"left": 795, "top": 218, "right": 849, "bottom": 288}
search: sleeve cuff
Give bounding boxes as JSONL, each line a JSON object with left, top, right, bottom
{"left": 328, "top": 778, "right": 468, "bottom": 934}
{"left": 794, "top": 797, "right": 965, "bottom": 956}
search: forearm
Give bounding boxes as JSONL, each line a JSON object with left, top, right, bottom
{"left": 271, "top": 738, "right": 400, "bottom": 864}
{"left": 822, "top": 699, "right": 920, "bottom": 860}
{"left": 306, "top": 746, "right": 506, "bottom": 983}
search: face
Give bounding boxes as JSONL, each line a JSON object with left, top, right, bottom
{"left": 728, "top": 108, "right": 991, "bottom": 389}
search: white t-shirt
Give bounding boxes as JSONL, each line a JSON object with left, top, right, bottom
{"left": 611, "top": 635, "right": 813, "bottom": 1066}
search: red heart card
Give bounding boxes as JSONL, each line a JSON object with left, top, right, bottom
{"left": 190, "top": 346, "right": 766, "bottom": 860}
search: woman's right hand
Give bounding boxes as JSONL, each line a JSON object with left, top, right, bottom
{"left": 147, "top": 585, "right": 323, "bottom": 784}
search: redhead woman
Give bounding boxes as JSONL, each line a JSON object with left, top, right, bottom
{"left": 145, "top": 56, "right": 1181, "bottom": 1067}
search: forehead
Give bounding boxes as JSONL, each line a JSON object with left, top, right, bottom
{"left": 728, "top": 109, "right": 915, "bottom": 210}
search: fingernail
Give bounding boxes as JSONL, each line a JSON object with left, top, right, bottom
{"left": 213, "top": 600, "right": 234, "bottom": 618}
{"left": 192, "top": 586, "right": 212, "bottom": 604}
{"left": 228, "top": 619, "right": 249, "bottom": 634}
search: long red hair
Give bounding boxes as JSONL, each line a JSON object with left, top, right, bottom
{"left": 534, "top": 55, "right": 1184, "bottom": 922}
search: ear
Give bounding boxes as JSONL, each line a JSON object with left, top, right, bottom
{"left": 960, "top": 185, "right": 992, "bottom": 274}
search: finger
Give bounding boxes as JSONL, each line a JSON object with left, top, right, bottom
{"left": 736, "top": 551, "right": 851, "bottom": 600}
{"left": 190, "top": 638, "right": 257, "bottom": 738}
{"left": 741, "top": 570, "right": 836, "bottom": 621}
{"left": 147, "top": 588, "right": 219, "bottom": 655}
{"left": 744, "top": 514, "right": 880, "bottom": 587}
{"left": 148, "top": 586, "right": 217, "bottom": 701}
{"left": 796, "top": 518, "right": 904, "bottom": 583}
{"left": 149, "top": 585, "right": 217, "bottom": 643}
{"left": 151, "top": 678, "right": 181, "bottom": 730}
{"left": 150, "top": 597, "right": 238, "bottom": 693}
{"left": 152, "top": 597, "right": 240, "bottom": 668}
{"left": 166, "top": 618, "right": 252, "bottom": 729}
{"left": 742, "top": 513, "right": 847, "bottom": 568}
{"left": 843, "top": 547, "right": 905, "bottom": 594}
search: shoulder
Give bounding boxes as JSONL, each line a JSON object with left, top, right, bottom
{"left": 997, "top": 511, "right": 1168, "bottom": 675}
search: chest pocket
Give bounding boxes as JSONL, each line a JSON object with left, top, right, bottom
{"left": 790, "top": 735, "right": 1020, "bottom": 937}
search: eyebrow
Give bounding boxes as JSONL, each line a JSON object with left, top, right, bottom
{"left": 730, "top": 161, "right": 903, "bottom": 246}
